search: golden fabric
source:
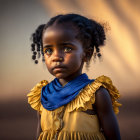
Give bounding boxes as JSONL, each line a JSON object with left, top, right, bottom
{"left": 27, "top": 75, "right": 121, "bottom": 140}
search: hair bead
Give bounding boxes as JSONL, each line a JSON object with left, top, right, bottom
{"left": 37, "top": 47, "right": 40, "bottom": 51}
{"left": 31, "top": 47, "right": 35, "bottom": 51}
{"left": 32, "top": 55, "right": 36, "bottom": 60}
{"left": 31, "top": 43, "right": 35, "bottom": 48}
{"left": 31, "top": 43, "right": 35, "bottom": 51}
{"left": 33, "top": 51, "right": 37, "bottom": 55}
{"left": 35, "top": 60, "right": 38, "bottom": 64}
{"left": 97, "top": 53, "right": 101, "bottom": 57}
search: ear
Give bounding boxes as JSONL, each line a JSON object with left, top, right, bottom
{"left": 83, "top": 51, "right": 92, "bottom": 62}
{"left": 82, "top": 52, "right": 88, "bottom": 62}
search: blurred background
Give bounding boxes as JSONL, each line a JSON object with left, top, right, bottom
{"left": 0, "top": 0, "right": 140, "bottom": 139}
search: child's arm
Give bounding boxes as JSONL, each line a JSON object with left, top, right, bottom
{"left": 36, "top": 112, "right": 41, "bottom": 140}
{"left": 95, "top": 87, "right": 121, "bottom": 140}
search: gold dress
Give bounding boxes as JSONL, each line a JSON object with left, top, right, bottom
{"left": 27, "top": 75, "right": 121, "bottom": 140}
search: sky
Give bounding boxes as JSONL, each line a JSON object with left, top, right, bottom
{"left": 0, "top": 0, "right": 140, "bottom": 101}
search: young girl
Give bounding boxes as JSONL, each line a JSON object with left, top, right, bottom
{"left": 27, "top": 14, "right": 121, "bottom": 140}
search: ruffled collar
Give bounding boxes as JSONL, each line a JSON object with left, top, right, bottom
{"left": 41, "top": 73, "right": 94, "bottom": 110}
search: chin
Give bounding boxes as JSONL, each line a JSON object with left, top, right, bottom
{"left": 54, "top": 73, "right": 67, "bottom": 79}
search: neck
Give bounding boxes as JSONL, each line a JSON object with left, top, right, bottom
{"left": 58, "top": 70, "right": 82, "bottom": 87}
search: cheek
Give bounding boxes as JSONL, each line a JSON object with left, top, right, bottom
{"left": 75, "top": 52, "right": 84, "bottom": 61}
{"left": 44, "top": 55, "right": 51, "bottom": 68}
{"left": 44, "top": 59, "right": 54, "bottom": 75}
{"left": 66, "top": 52, "right": 84, "bottom": 65}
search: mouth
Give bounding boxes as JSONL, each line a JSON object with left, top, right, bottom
{"left": 52, "top": 65, "right": 66, "bottom": 71}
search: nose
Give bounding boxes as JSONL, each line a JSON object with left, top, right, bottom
{"left": 52, "top": 50, "right": 64, "bottom": 62}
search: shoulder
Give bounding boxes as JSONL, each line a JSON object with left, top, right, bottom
{"left": 27, "top": 80, "right": 49, "bottom": 112}
{"left": 95, "top": 86, "right": 113, "bottom": 114}
{"left": 95, "top": 86, "right": 110, "bottom": 99}
{"left": 93, "top": 82, "right": 122, "bottom": 140}
{"left": 90, "top": 75, "right": 122, "bottom": 114}
{"left": 66, "top": 75, "right": 121, "bottom": 113}
{"left": 95, "top": 86, "right": 111, "bottom": 103}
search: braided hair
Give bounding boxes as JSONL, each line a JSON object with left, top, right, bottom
{"left": 30, "top": 14, "right": 106, "bottom": 66}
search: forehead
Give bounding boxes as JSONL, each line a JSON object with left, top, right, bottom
{"left": 42, "top": 24, "right": 78, "bottom": 43}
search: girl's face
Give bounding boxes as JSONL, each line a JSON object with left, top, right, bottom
{"left": 42, "top": 24, "right": 86, "bottom": 81}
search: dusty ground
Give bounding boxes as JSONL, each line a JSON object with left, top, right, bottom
{"left": 0, "top": 96, "right": 140, "bottom": 140}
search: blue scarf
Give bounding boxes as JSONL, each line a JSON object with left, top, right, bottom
{"left": 41, "top": 73, "right": 94, "bottom": 111}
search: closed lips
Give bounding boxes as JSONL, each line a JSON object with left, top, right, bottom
{"left": 52, "top": 65, "right": 66, "bottom": 70}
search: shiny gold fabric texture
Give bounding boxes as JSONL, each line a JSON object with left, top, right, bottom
{"left": 27, "top": 75, "right": 121, "bottom": 140}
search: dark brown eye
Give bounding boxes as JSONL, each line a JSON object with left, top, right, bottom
{"left": 64, "top": 47, "right": 72, "bottom": 53}
{"left": 44, "top": 48, "right": 53, "bottom": 55}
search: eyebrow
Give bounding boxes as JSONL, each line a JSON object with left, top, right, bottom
{"left": 43, "top": 45, "right": 53, "bottom": 48}
{"left": 43, "top": 42, "right": 74, "bottom": 48}
{"left": 59, "top": 42, "right": 74, "bottom": 46}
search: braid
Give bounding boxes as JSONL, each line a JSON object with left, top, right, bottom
{"left": 70, "top": 16, "right": 106, "bottom": 61}
{"left": 30, "top": 15, "right": 63, "bottom": 64}
{"left": 31, "top": 24, "right": 45, "bottom": 64}
{"left": 30, "top": 14, "right": 106, "bottom": 66}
